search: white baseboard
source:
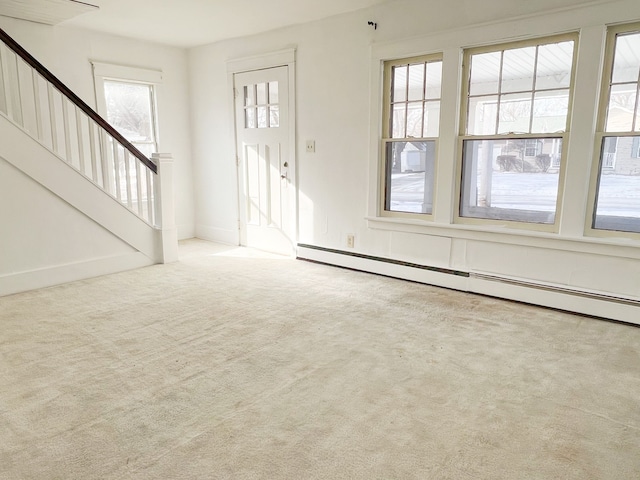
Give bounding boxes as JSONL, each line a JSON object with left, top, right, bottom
{"left": 297, "top": 244, "right": 639, "bottom": 326}
{"left": 0, "top": 252, "right": 154, "bottom": 297}
{"left": 177, "top": 223, "right": 196, "bottom": 241}
{"left": 195, "top": 224, "right": 239, "bottom": 246}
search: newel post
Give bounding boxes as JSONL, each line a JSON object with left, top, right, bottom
{"left": 153, "top": 153, "right": 179, "bottom": 263}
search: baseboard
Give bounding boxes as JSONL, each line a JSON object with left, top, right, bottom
{"left": 0, "top": 252, "right": 154, "bottom": 297}
{"left": 195, "top": 224, "right": 239, "bottom": 246}
{"left": 177, "top": 223, "right": 196, "bottom": 241}
{"left": 297, "top": 244, "right": 640, "bottom": 326}
{"left": 297, "top": 244, "right": 470, "bottom": 291}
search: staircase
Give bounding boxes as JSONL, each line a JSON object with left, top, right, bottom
{"left": 0, "top": 27, "right": 177, "bottom": 296}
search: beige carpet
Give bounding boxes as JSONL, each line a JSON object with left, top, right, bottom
{"left": 1, "top": 239, "right": 639, "bottom": 479}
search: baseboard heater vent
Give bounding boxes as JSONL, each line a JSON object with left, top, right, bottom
{"left": 471, "top": 272, "right": 640, "bottom": 307}
{"left": 297, "top": 244, "right": 640, "bottom": 309}
{"left": 297, "top": 244, "right": 469, "bottom": 277}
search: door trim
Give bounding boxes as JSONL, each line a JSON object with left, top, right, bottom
{"left": 227, "top": 49, "right": 297, "bottom": 252}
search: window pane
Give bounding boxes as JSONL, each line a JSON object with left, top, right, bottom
{"left": 407, "top": 63, "right": 425, "bottom": 101}
{"left": 469, "top": 51, "right": 501, "bottom": 96}
{"left": 257, "top": 106, "right": 267, "bottom": 128}
{"left": 606, "top": 84, "right": 637, "bottom": 132}
{"left": 423, "top": 101, "right": 441, "bottom": 137}
{"left": 268, "top": 81, "right": 279, "bottom": 104}
{"left": 460, "top": 138, "right": 561, "bottom": 224}
{"left": 385, "top": 141, "right": 436, "bottom": 214}
{"left": 535, "top": 41, "right": 574, "bottom": 90}
{"left": 245, "top": 107, "right": 256, "bottom": 128}
{"left": 593, "top": 136, "right": 640, "bottom": 233}
{"left": 406, "top": 102, "right": 423, "bottom": 137}
{"left": 612, "top": 32, "right": 640, "bottom": 84}
{"left": 244, "top": 85, "right": 255, "bottom": 106}
{"left": 104, "top": 81, "right": 154, "bottom": 142}
{"left": 532, "top": 89, "right": 570, "bottom": 133}
{"left": 467, "top": 95, "right": 498, "bottom": 135}
{"left": 392, "top": 103, "right": 407, "bottom": 138}
{"left": 498, "top": 92, "right": 532, "bottom": 134}
{"left": 269, "top": 105, "right": 279, "bottom": 128}
{"left": 393, "top": 65, "right": 408, "bottom": 102}
{"left": 425, "top": 61, "right": 442, "bottom": 99}
{"left": 256, "top": 83, "right": 267, "bottom": 104}
{"left": 501, "top": 46, "right": 536, "bottom": 93}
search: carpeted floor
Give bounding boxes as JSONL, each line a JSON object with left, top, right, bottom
{"left": 1, "top": 239, "right": 639, "bottom": 479}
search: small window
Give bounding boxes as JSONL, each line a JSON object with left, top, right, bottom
{"left": 459, "top": 35, "right": 577, "bottom": 226}
{"left": 381, "top": 55, "right": 442, "bottom": 216}
{"left": 103, "top": 80, "right": 158, "bottom": 157}
{"left": 92, "top": 62, "right": 162, "bottom": 158}
{"left": 592, "top": 24, "right": 640, "bottom": 234}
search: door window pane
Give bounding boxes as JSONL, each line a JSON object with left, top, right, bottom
{"left": 243, "top": 81, "right": 280, "bottom": 129}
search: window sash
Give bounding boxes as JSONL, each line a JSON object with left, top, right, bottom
{"left": 457, "top": 34, "right": 577, "bottom": 228}
{"left": 381, "top": 54, "right": 442, "bottom": 217}
{"left": 589, "top": 23, "right": 640, "bottom": 237}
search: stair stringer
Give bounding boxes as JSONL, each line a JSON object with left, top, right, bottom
{"left": 0, "top": 114, "right": 162, "bottom": 264}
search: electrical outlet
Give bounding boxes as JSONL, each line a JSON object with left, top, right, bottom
{"left": 306, "top": 140, "right": 315, "bottom": 153}
{"left": 346, "top": 234, "right": 355, "bottom": 248}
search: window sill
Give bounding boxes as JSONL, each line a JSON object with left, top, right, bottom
{"left": 366, "top": 216, "right": 640, "bottom": 260}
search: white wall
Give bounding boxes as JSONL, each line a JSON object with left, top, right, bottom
{"left": 0, "top": 156, "right": 149, "bottom": 295}
{"left": 0, "top": 16, "right": 195, "bottom": 239}
{"left": 189, "top": 0, "right": 640, "bottom": 323}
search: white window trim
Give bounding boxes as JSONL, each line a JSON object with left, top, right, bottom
{"left": 380, "top": 53, "right": 443, "bottom": 220}
{"left": 91, "top": 61, "right": 162, "bottom": 154}
{"left": 454, "top": 32, "right": 579, "bottom": 233}
{"left": 586, "top": 22, "right": 640, "bottom": 240}
{"left": 367, "top": 3, "right": 640, "bottom": 250}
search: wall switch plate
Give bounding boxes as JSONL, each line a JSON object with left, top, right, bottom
{"left": 306, "top": 140, "right": 315, "bottom": 153}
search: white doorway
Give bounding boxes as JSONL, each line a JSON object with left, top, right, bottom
{"left": 234, "top": 65, "right": 295, "bottom": 256}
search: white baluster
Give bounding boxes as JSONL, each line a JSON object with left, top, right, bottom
{"left": 0, "top": 43, "right": 7, "bottom": 115}
{"left": 31, "top": 70, "right": 42, "bottom": 140}
{"left": 124, "top": 150, "right": 133, "bottom": 209}
{"left": 135, "top": 159, "right": 143, "bottom": 216}
{"left": 62, "top": 97, "right": 71, "bottom": 163}
{"left": 76, "top": 107, "right": 86, "bottom": 175}
{"left": 88, "top": 120, "right": 98, "bottom": 182}
{"left": 113, "top": 141, "right": 122, "bottom": 202}
{"left": 46, "top": 83, "right": 57, "bottom": 152}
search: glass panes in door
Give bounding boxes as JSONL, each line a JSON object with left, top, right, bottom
{"left": 244, "top": 82, "right": 279, "bottom": 129}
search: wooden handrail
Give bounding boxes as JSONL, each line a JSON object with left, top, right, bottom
{"left": 0, "top": 27, "right": 157, "bottom": 174}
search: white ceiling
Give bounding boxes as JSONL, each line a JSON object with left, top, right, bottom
{"left": 56, "top": 0, "right": 397, "bottom": 48}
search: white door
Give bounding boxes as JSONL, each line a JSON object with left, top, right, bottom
{"left": 234, "top": 66, "right": 294, "bottom": 255}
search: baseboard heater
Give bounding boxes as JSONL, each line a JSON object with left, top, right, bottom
{"left": 297, "top": 243, "right": 469, "bottom": 278}
{"left": 471, "top": 272, "right": 640, "bottom": 307}
{"left": 297, "top": 243, "right": 640, "bottom": 309}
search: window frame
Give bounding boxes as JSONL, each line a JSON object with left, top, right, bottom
{"left": 586, "top": 22, "right": 640, "bottom": 239}
{"left": 379, "top": 53, "right": 443, "bottom": 220}
{"left": 455, "top": 33, "right": 579, "bottom": 232}
{"left": 92, "top": 62, "right": 162, "bottom": 157}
